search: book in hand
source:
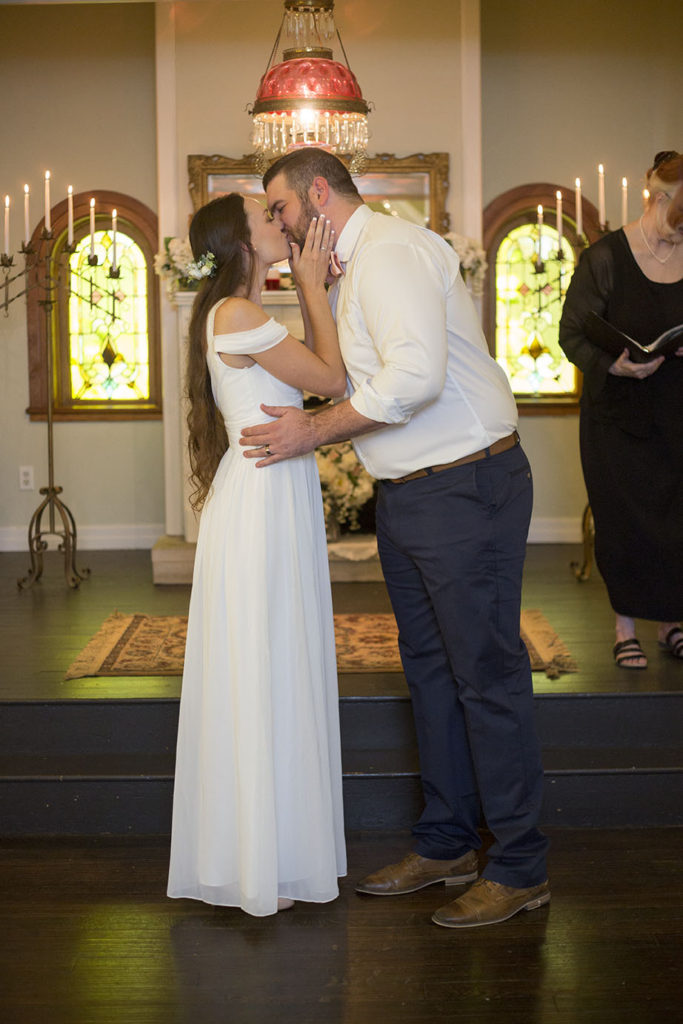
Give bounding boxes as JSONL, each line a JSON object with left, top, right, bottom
{"left": 585, "top": 311, "right": 683, "bottom": 363}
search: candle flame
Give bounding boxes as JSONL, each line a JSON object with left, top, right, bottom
{"left": 575, "top": 177, "right": 581, "bottom": 188}
{"left": 45, "top": 170, "right": 50, "bottom": 181}
{"left": 90, "top": 198, "right": 96, "bottom": 209}
{"left": 4, "top": 195, "right": 9, "bottom": 208}
{"left": 537, "top": 205, "right": 543, "bottom": 215}
{"left": 68, "top": 185, "right": 73, "bottom": 196}
{"left": 556, "top": 190, "right": 562, "bottom": 200}
{"left": 598, "top": 164, "right": 604, "bottom": 174}
{"left": 112, "top": 209, "right": 117, "bottom": 218}
{"left": 24, "top": 184, "right": 29, "bottom": 195}
{"left": 622, "top": 177, "right": 627, "bottom": 188}
{"left": 643, "top": 188, "right": 650, "bottom": 200}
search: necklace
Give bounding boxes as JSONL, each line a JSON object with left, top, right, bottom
{"left": 639, "top": 215, "right": 675, "bottom": 265}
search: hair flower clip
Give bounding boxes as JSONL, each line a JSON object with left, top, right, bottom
{"left": 186, "top": 251, "right": 217, "bottom": 280}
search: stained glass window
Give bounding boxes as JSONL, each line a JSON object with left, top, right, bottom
{"left": 67, "top": 230, "right": 150, "bottom": 403}
{"left": 26, "top": 191, "right": 161, "bottom": 421}
{"left": 494, "top": 224, "right": 578, "bottom": 398}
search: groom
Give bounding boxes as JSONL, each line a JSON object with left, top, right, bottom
{"left": 241, "top": 148, "right": 549, "bottom": 928}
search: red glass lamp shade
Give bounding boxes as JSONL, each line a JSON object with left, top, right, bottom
{"left": 249, "top": 1, "right": 370, "bottom": 170}
{"left": 253, "top": 57, "right": 368, "bottom": 114}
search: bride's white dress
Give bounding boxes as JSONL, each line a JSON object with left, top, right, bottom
{"left": 167, "top": 302, "right": 346, "bottom": 916}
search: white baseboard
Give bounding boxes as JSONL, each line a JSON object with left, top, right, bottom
{"left": 0, "top": 517, "right": 582, "bottom": 552}
{"left": 528, "top": 516, "right": 583, "bottom": 544}
{"left": 0, "top": 523, "right": 165, "bottom": 552}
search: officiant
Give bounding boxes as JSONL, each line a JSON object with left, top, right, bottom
{"left": 559, "top": 150, "right": 683, "bottom": 669}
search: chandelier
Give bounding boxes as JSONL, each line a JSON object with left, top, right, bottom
{"left": 249, "top": 0, "right": 370, "bottom": 174}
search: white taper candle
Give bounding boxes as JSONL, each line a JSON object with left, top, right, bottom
{"left": 67, "top": 187, "right": 74, "bottom": 246}
{"left": 555, "top": 190, "right": 563, "bottom": 246}
{"left": 598, "top": 164, "right": 605, "bottom": 228}
{"left": 575, "top": 177, "right": 583, "bottom": 237}
{"left": 4, "top": 195, "right": 9, "bottom": 254}
{"left": 23, "top": 185, "right": 30, "bottom": 246}
{"left": 44, "top": 171, "right": 51, "bottom": 233}
{"left": 89, "top": 198, "right": 96, "bottom": 257}
{"left": 111, "top": 208, "right": 117, "bottom": 270}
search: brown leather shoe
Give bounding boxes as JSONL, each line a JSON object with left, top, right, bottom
{"left": 355, "top": 850, "right": 478, "bottom": 895}
{"left": 432, "top": 877, "right": 550, "bottom": 928}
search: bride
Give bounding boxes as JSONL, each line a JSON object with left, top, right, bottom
{"left": 167, "top": 193, "right": 347, "bottom": 916}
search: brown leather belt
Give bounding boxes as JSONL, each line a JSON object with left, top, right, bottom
{"left": 387, "top": 431, "right": 520, "bottom": 484}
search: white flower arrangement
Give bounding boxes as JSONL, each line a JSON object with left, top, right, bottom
{"left": 444, "top": 232, "right": 488, "bottom": 296}
{"left": 315, "top": 441, "right": 375, "bottom": 532}
{"left": 153, "top": 236, "right": 216, "bottom": 296}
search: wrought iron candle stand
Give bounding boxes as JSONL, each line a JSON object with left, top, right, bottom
{"left": 2, "top": 233, "right": 121, "bottom": 589}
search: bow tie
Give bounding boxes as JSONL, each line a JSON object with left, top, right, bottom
{"left": 329, "top": 252, "right": 346, "bottom": 277}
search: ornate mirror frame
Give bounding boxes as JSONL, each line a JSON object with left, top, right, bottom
{"left": 187, "top": 152, "right": 451, "bottom": 234}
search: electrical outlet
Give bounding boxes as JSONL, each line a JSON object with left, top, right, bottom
{"left": 19, "top": 465, "right": 34, "bottom": 490}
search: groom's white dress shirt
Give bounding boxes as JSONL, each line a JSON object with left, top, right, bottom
{"left": 329, "top": 205, "right": 518, "bottom": 481}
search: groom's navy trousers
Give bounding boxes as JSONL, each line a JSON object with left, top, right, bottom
{"left": 375, "top": 441, "right": 548, "bottom": 889}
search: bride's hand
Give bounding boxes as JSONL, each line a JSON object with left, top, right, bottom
{"left": 289, "top": 216, "right": 334, "bottom": 292}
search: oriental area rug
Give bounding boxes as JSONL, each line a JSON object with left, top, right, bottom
{"left": 65, "top": 609, "right": 576, "bottom": 681}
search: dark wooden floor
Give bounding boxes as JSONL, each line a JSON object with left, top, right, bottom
{"left": 2, "top": 544, "right": 683, "bottom": 701}
{"left": 1, "top": 546, "right": 682, "bottom": 1020}
{"left": 1, "top": 827, "right": 681, "bottom": 1024}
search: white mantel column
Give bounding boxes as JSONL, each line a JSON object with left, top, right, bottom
{"left": 174, "top": 292, "right": 201, "bottom": 543}
{"left": 459, "top": 0, "right": 483, "bottom": 243}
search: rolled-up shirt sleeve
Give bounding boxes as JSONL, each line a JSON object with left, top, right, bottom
{"left": 348, "top": 241, "right": 449, "bottom": 424}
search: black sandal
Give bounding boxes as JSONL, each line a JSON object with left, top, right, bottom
{"left": 658, "top": 626, "right": 683, "bottom": 660}
{"left": 613, "top": 638, "right": 647, "bottom": 669}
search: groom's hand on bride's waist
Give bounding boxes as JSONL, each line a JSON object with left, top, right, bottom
{"left": 240, "top": 404, "right": 318, "bottom": 466}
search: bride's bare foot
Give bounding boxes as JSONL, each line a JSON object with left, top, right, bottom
{"left": 277, "top": 897, "right": 295, "bottom": 911}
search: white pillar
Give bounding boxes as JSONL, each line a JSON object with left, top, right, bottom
{"left": 459, "top": 0, "right": 483, "bottom": 243}
{"left": 155, "top": 1, "right": 184, "bottom": 537}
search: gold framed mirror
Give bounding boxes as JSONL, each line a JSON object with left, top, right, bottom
{"left": 187, "top": 152, "right": 450, "bottom": 234}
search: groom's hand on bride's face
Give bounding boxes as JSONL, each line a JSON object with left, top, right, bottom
{"left": 240, "top": 405, "right": 318, "bottom": 466}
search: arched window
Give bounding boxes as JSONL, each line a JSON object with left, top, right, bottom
{"left": 494, "top": 223, "right": 576, "bottom": 397}
{"left": 26, "top": 190, "right": 161, "bottom": 420}
{"left": 483, "top": 183, "right": 602, "bottom": 413}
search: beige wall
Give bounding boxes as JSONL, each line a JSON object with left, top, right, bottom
{"left": 172, "top": 0, "right": 465, "bottom": 227}
{"left": 4, "top": 0, "right": 679, "bottom": 547}
{"left": 0, "top": 2, "right": 161, "bottom": 547}
{"left": 481, "top": 0, "right": 683, "bottom": 537}
{"left": 1, "top": 0, "right": 472, "bottom": 548}
{"left": 482, "top": 0, "right": 682, "bottom": 218}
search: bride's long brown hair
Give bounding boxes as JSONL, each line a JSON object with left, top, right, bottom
{"left": 186, "top": 193, "right": 256, "bottom": 510}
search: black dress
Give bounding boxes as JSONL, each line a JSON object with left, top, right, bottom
{"left": 559, "top": 230, "right": 683, "bottom": 620}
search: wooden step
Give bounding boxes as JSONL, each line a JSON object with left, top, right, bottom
{"left": 1, "top": 745, "right": 681, "bottom": 834}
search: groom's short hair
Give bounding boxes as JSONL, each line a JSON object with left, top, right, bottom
{"left": 263, "top": 148, "right": 362, "bottom": 203}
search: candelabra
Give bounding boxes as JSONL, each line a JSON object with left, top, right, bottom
{"left": 2, "top": 231, "right": 121, "bottom": 589}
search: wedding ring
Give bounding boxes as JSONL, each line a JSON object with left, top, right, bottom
{"left": 321, "top": 246, "right": 327, "bottom": 251}
{"left": 264, "top": 445, "right": 272, "bottom": 456}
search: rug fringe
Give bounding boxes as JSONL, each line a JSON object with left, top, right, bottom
{"left": 64, "top": 611, "right": 134, "bottom": 680}
{"left": 521, "top": 608, "right": 578, "bottom": 679}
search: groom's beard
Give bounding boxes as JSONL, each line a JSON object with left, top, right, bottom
{"left": 289, "top": 195, "right": 321, "bottom": 249}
